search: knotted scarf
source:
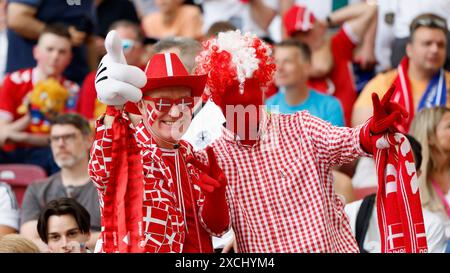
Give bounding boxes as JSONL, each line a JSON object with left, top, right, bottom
{"left": 373, "top": 133, "right": 428, "bottom": 253}
{"left": 102, "top": 106, "right": 144, "bottom": 253}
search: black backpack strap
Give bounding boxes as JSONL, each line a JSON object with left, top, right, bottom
{"left": 355, "top": 193, "right": 376, "bottom": 253}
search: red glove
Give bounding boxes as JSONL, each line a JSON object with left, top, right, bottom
{"left": 186, "top": 147, "right": 230, "bottom": 234}
{"left": 360, "top": 85, "right": 408, "bottom": 153}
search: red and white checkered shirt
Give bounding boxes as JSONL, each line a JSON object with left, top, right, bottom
{"left": 197, "top": 110, "right": 369, "bottom": 252}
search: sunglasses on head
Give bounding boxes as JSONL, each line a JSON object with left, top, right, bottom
{"left": 143, "top": 96, "right": 195, "bottom": 113}
{"left": 411, "top": 17, "right": 448, "bottom": 33}
{"left": 121, "top": 39, "right": 135, "bottom": 52}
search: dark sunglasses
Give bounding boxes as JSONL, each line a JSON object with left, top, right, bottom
{"left": 142, "top": 96, "right": 195, "bottom": 113}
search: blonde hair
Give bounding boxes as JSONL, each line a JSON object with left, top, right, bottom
{"left": 409, "top": 106, "right": 450, "bottom": 216}
{"left": 0, "top": 234, "right": 40, "bottom": 253}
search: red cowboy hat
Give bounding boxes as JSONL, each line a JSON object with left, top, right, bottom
{"left": 141, "top": 52, "right": 207, "bottom": 97}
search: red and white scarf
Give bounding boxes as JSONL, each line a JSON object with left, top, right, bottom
{"left": 102, "top": 107, "right": 144, "bottom": 253}
{"left": 373, "top": 133, "right": 428, "bottom": 253}
{"left": 392, "top": 58, "right": 447, "bottom": 133}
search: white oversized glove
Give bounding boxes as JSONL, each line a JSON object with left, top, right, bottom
{"left": 95, "top": 30, "right": 147, "bottom": 106}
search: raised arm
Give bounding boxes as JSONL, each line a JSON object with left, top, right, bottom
{"left": 328, "top": 2, "right": 378, "bottom": 43}
{"left": 249, "top": 0, "right": 278, "bottom": 32}
{"left": 6, "top": 3, "right": 45, "bottom": 40}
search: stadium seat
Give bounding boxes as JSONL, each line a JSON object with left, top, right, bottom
{"left": 0, "top": 164, "right": 47, "bottom": 207}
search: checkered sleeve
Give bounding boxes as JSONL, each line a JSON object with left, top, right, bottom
{"left": 299, "top": 111, "right": 370, "bottom": 166}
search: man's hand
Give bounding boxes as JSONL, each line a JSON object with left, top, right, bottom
{"left": 95, "top": 30, "right": 147, "bottom": 107}
{"left": 222, "top": 235, "right": 238, "bottom": 253}
{"left": 370, "top": 85, "right": 408, "bottom": 134}
{"left": 186, "top": 147, "right": 227, "bottom": 194}
{"left": 187, "top": 147, "right": 230, "bottom": 234}
{"left": 360, "top": 85, "right": 408, "bottom": 153}
{"left": 68, "top": 26, "right": 87, "bottom": 47}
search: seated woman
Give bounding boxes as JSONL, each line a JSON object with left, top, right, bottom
{"left": 410, "top": 107, "right": 450, "bottom": 250}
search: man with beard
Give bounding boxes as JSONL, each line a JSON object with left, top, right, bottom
{"left": 20, "top": 113, "right": 100, "bottom": 252}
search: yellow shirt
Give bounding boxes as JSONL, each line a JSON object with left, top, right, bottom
{"left": 354, "top": 69, "right": 450, "bottom": 110}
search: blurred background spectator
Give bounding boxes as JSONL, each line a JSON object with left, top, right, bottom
{"left": 6, "top": 0, "right": 97, "bottom": 85}
{"left": 410, "top": 107, "right": 450, "bottom": 248}
{"left": 352, "top": 13, "right": 450, "bottom": 190}
{"left": 20, "top": 113, "right": 99, "bottom": 252}
{"left": 0, "top": 24, "right": 79, "bottom": 175}
{"left": 142, "top": 0, "right": 203, "bottom": 40}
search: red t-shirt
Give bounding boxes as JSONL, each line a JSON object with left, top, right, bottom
{"left": 307, "top": 27, "right": 357, "bottom": 126}
{"left": 0, "top": 68, "right": 79, "bottom": 122}
{"left": 162, "top": 151, "right": 214, "bottom": 253}
{"left": 0, "top": 68, "right": 79, "bottom": 150}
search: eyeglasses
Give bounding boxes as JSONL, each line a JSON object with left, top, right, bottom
{"left": 49, "top": 133, "right": 78, "bottom": 144}
{"left": 411, "top": 17, "right": 448, "bottom": 33}
{"left": 121, "top": 39, "right": 135, "bottom": 52}
{"left": 142, "top": 96, "right": 195, "bottom": 113}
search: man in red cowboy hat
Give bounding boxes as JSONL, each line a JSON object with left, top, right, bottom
{"left": 88, "top": 31, "right": 230, "bottom": 253}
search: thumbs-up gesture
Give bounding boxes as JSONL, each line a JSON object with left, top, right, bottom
{"left": 95, "top": 30, "right": 147, "bottom": 106}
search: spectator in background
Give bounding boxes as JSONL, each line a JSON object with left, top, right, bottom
{"left": 345, "top": 134, "right": 448, "bottom": 253}
{"left": 389, "top": 0, "right": 450, "bottom": 70}
{"left": 78, "top": 20, "right": 146, "bottom": 122}
{"left": 267, "top": 39, "right": 345, "bottom": 126}
{"left": 199, "top": 0, "right": 277, "bottom": 40}
{"left": 142, "top": 0, "right": 203, "bottom": 40}
{"left": 94, "top": 0, "right": 140, "bottom": 58}
{"left": 0, "top": 234, "right": 40, "bottom": 253}
{"left": 280, "top": 0, "right": 377, "bottom": 71}
{"left": 0, "top": 182, "right": 19, "bottom": 235}
{"left": 0, "top": 24, "right": 79, "bottom": 175}
{"left": 352, "top": 14, "right": 450, "bottom": 189}
{"left": 6, "top": 0, "right": 97, "bottom": 85}
{"left": 37, "top": 198, "right": 92, "bottom": 253}
{"left": 20, "top": 113, "right": 100, "bottom": 252}
{"left": 283, "top": 3, "right": 377, "bottom": 126}
{"left": 206, "top": 21, "right": 237, "bottom": 39}
{"left": 410, "top": 107, "right": 450, "bottom": 246}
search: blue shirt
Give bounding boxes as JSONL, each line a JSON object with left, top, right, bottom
{"left": 265, "top": 89, "right": 345, "bottom": 126}
{"left": 6, "top": 0, "right": 96, "bottom": 84}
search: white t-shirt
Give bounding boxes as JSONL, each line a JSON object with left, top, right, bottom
{"left": 345, "top": 198, "right": 448, "bottom": 253}
{"left": 394, "top": 0, "right": 450, "bottom": 38}
{"left": 294, "top": 0, "right": 362, "bottom": 20}
{"left": 200, "top": 0, "right": 278, "bottom": 37}
{"left": 0, "top": 182, "right": 19, "bottom": 231}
